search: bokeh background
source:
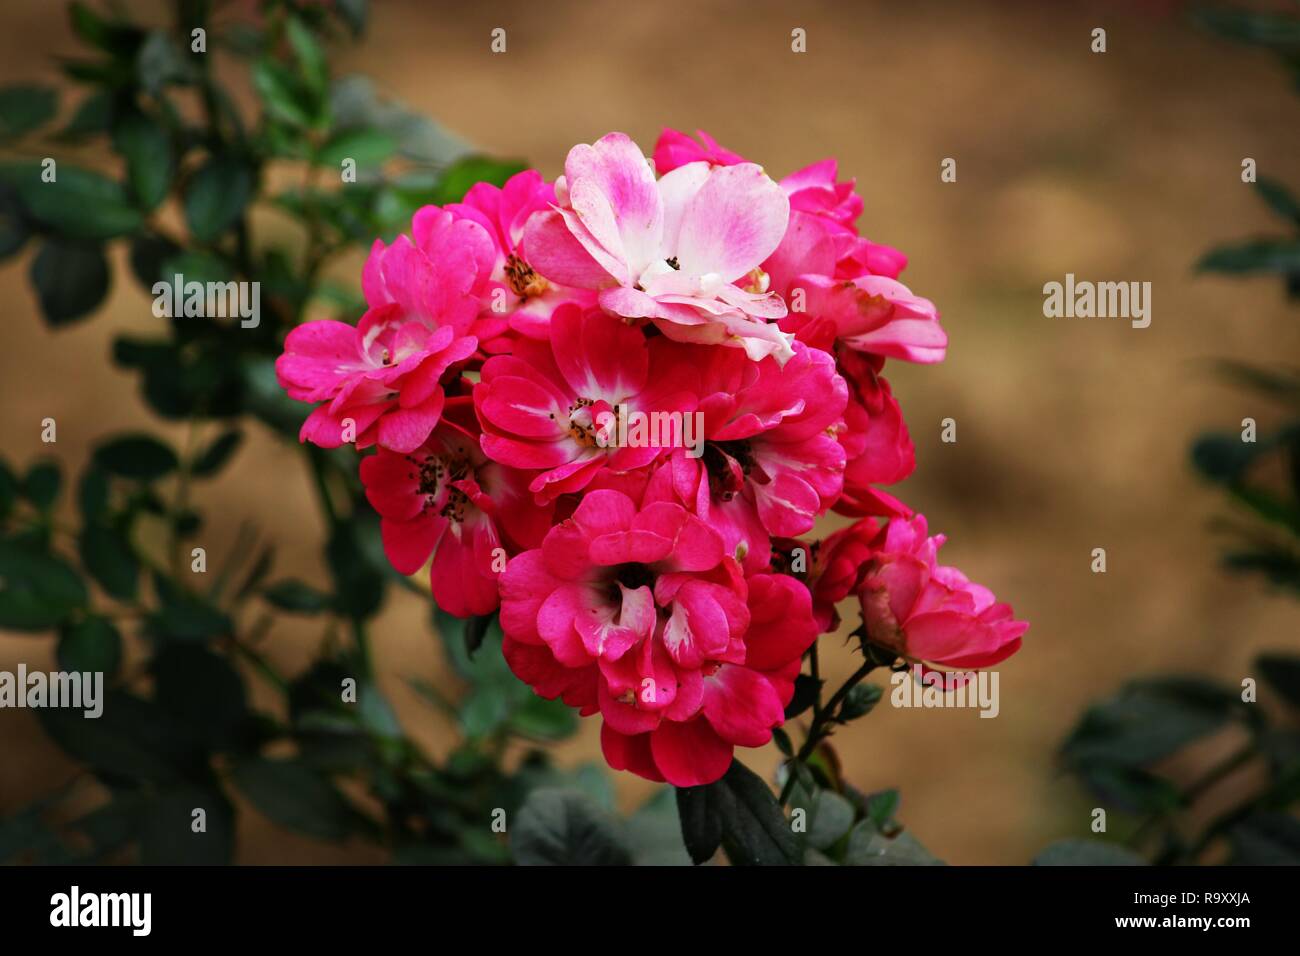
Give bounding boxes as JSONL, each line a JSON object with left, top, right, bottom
{"left": 2, "top": 0, "right": 1299, "bottom": 864}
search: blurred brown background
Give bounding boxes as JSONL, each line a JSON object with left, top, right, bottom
{"left": 3, "top": 0, "right": 1299, "bottom": 864}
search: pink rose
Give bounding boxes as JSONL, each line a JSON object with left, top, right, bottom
{"left": 499, "top": 489, "right": 816, "bottom": 786}
{"left": 857, "top": 515, "right": 1027, "bottom": 670}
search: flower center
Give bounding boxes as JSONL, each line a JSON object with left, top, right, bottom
{"left": 557, "top": 398, "right": 617, "bottom": 449}
{"left": 412, "top": 452, "right": 472, "bottom": 521}
{"left": 505, "top": 253, "right": 550, "bottom": 299}
{"left": 607, "top": 563, "right": 656, "bottom": 608}
{"left": 702, "top": 440, "right": 755, "bottom": 500}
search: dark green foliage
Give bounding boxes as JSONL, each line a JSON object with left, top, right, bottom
{"left": 1048, "top": 6, "right": 1300, "bottom": 865}
{"left": 0, "top": 0, "right": 602, "bottom": 867}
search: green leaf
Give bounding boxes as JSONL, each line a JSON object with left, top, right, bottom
{"left": 252, "top": 58, "right": 317, "bottom": 129}
{"left": 675, "top": 775, "right": 726, "bottom": 864}
{"left": 127, "top": 234, "right": 181, "bottom": 289}
{"left": 243, "top": 355, "right": 308, "bottom": 436}
{"left": 316, "top": 127, "right": 396, "bottom": 168}
{"left": 262, "top": 578, "right": 330, "bottom": 613}
{"left": 864, "top": 787, "right": 901, "bottom": 831}
{"left": 1255, "top": 177, "right": 1300, "bottom": 224}
{"left": 76, "top": 464, "right": 110, "bottom": 521}
{"left": 184, "top": 155, "right": 254, "bottom": 243}
{"left": 1194, "top": 9, "right": 1300, "bottom": 48}
{"left": 508, "top": 694, "right": 578, "bottom": 741}
{"left": 0, "top": 803, "right": 76, "bottom": 864}
{"left": 286, "top": 16, "right": 328, "bottom": 95}
{"left": 0, "top": 184, "right": 30, "bottom": 260}
{"left": 357, "top": 681, "right": 403, "bottom": 741}
{"left": 1197, "top": 239, "right": 1300, "bottom": 275}
{"left": 0, "top": 85, "right": 57, "bottom": 138}
{"left": 1, "top": 163, "right": 142, "bottom": 239}
{"left": 623, "top": 788, "right": 692, "bottom": 865}
{"left": 1222, "top": 545, "right": 1300, "bottom": 592}
{"left": 431, "top": 610, "right": 576, "bottom": 742}
{"left": 191, "top": 429, "right": 243, "bottom": 477}
{"left": 328, "top": 76, "right": 469, "bottom": 165}
{"left": 60, "top": 57, "right": 134, "bottom": 88}
{"left": 1226, "top": 483, "right": 1300, "bottom": 535}
{"left": 840, "top": 682, "right": 883, "bottom": 720}
{"left": 216, "top": 23, "right": 264, "bottom": 58}
{"left": 512, "top": 788, "right": 632, "bottom": 866}
{"left": 334, "top": 0, "right": 368, "bottom": 35}
{"left": 57, "top": 614, "right": 122, "bottom": 677}
{"left": 676, "top": 759, "right": 802, "bottom": 866}
{"left": 288, "top": 660, "right": 352, "bottom": 724}
{"left": 1191, "top": 432, "right": 1265, "bottom": 483}
{"left": 1033, "top": 839, "right": 1147, "bottom": 866}
{"left": 79, "top": 522, "right": 139, "bottom": 601}
{"left": 231, "top": 757, "right": 356, "bottom": 840}
{"left": 1061, "top": 677, "right": 1245, "bottom": 771}
{"left": 145, "top": 588, "right": 232, "bottom": 642}
{"left": 112, "top": 113, "right": 172, "bottom": 210}
{"left": 1227, "top": 813, "right": 1300, "bottom": 864}
{"left": 430, "top": 155, "right": 527, "bottom": 205}
{"left": 771, "top": 726, "right": 793, "bottom": 757}
{"left": 843, "top": 821, "right": 944, "bottom": 865}
{"left": 462, "top": 612, "right": 493, "bottom": 658}
{"left": 1213, "top": 361, "right": 1300, "bottom": 404}
{"left": 326, "top": 510, "right": 388, "bottom": 619}
{"left": 152, "top": 644, "right": 247, "bottom": 751}
{"left": 520, "top": 762, "right": 617, "bottom": 811}
{"left": 0, "top": 459, "right": 17, "bottom": 521}
{"left": 93, "top": 433, "right": 179, "bottom": 480}
{"left": 22, "top": 460, "right": 61, "bottom": 511}
{"left": 135, "top": 31, "right": 191, "bottom": 94}
{"left": 159, "top": 249, "right": 234, "bottom": 288}
{"left": 58, "top": 91, "right": 113, "bottom": 140}
{"left": 784, "top": 673, "right": 820, "bottom": 719}
{"left": 459, "top": 685, "right": 512, "bottom": 740}
{"left": 804, "top": 788, "right": 857, "bottom": 850}
{"left": 0, "top": 537, "right": 87, "bottom": 630}
{"left": 1069, "top": 768, "right": 1197, "bottom": 818}
{"left": 139, "top": 786, "right": 234, "bottom": 865}
{"left": 30, "top": 239, "right": 110, "bottom": 327}
{"left": 38, "top": 692, "right": 200, "bottom": 782}
{"left": 69, "top": 2, "right": 142, "bottom": 56}
{"left": 69, "top": 794, "right": 141, "bottom": 859}
{"left": 1258, "top": 653, "right": 1300, "bottom": 709}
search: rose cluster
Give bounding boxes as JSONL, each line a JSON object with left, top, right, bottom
{"left": 276, "top": 130, "right": 1026, "bottom": 786}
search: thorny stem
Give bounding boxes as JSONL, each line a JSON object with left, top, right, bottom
{"left": 810, "top": 642, "right": 823, "bottom": 712}
{"left": 307, "top": 446, "right": 340, "bottom": 528}
{"left": 170, "top": 418, "right": 200, "bottom": 579}
{"left": 300, "top": 154, "right": 328, "bottom": 287}
{"left": 1125, "top": 742, "right": 1260, "bottom": 859}
{"left": 227, "top": 616, "right": 290, "bottom": 693}
{"left": 780, "top": 657, "right": 878, "bottom": 805}
{"left": 1182, "top": 743, "right": 1258, "bottom": 804}
{"left": 352, "top": 618, "right": 373, "bottom": 678}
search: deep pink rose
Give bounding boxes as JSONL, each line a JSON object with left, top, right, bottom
{"left": 857, "top": 515, "right": 1027, "bottom": 670}
{"left": 277, "top": 209, "right": 493, "bottom": 452}
{"left": 498, "top": 489, "right": 816, "bottom": 786}
{"left": 360, "top": 402, "right": 550, "bottom": 616}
